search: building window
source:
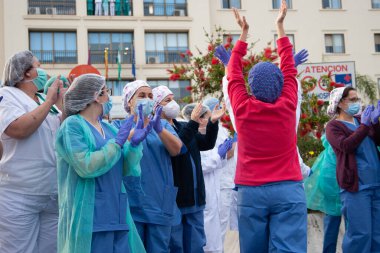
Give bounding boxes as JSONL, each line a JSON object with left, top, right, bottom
{"left": 29, "top": 31, "right": 77, "bottom": 64}
{"left": 148, "top": 79, "right": 191, "bottom": 101}
{"left": 222, "top": 0, "right": 241, "bottom": 9}
{"left": 273, "top": 0, "right": 292, "bottom": 9}
{"left": 28, "top": 0, "right": 76, "bottom": 15}
{"left": 325, "top": 34, "right": 345, "bottom": 53}
{"left": 143, "top": 0, "right": 187, "bottom": 16}
{"left": 372, "top": 0, "right": 380, "bottom": 8}
{"left": 87, "top": 0, "right": 133, "bottom": 16}
{"left": 274, "top": 34, "right": 295, "bottom": 49}
{"left": 88, "top": 32, "right": 133, "bottom": 64}
{"left": 145, "top": 33, "right": 189, "bottom": 64}
{"left": 223, "top": 34, "right": 240, "bottom": 45}
{"left": 106, "top": 79, "right": 132, "bottom": 96}
{"left": 322, "top": 0, "right": 342, "bottom": 9}
{"left": 375, "top": 34, "right": 380, "bottom": 52}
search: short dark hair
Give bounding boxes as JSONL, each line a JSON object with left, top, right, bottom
{"left": 336, "top": 86, "right": 356, "bottom": 114}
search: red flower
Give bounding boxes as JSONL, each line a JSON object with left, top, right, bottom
{"left": 169, "top": 73, "right": 180, "bottom": 81}
{"left": 264, "top": 48, "right": 272, "bottom": 59}
{"left": 185, "top": 86, "right": 193, "bottom": 91}
{"left": 300, "top": 129, "right": 308, "bottom": 137}
{"left": 317, "top": 100, "right": 324, "bottom": 106}
{"left": 301, "top": 113, "right": 308, "bottom": 119}
{"left": 224, "top": 43, "right": 231, "bottom": 49}
{"left": 222, "top": 123, "right": 230, "bottom": 129}
{"left": 315, "top": 131, "right": 322, "bottom": 139}
{"left": 224, "top": 115, "right": 231, "bottom": 121}
{"left": 166, "top": 69, "right": 174, "bottom": 74}
{"left": 269, "top": 55, "right": 278, "bottom": 61}
{"left": 179, "top": 53, "right": 186, "bottom": 58}
{"left": 242, "top": 60, "right": 250, "bottom": 68}
{"left": 211, "top": 58, "right": 219, "bottom": 65}
{"left": 208, "top": 44, "right": 214, "bottom": 51}
{"left": 334, "top": 83, "right": 345, "bottom": 87}
{"left": 313, "top": 107, "right": 318, "bottom": 114}
{"left": 226, "top": 35, "right": 233, "bottom": 43}
{"left": 250, "top": 55, "right": 255, "bottom": 62}
{"left": 186, "top": 50, "right": 193, "bottom": 57}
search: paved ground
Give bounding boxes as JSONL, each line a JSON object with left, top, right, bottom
{"left": 224, "top": 212, "right": 345, "bottom": 253}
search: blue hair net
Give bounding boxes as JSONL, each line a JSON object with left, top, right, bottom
{"left": 203, "top": 97, "right": 219, "bottom": 111}
{"left": 248, "top": 62, "right": 284, "bottom": 103}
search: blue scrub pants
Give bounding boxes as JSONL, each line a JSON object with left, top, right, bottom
{"left": 169, "top": 210, "right": 206, "bottom": 253}
{"left": 237, "top": 181, "right": 307, "bottom": 253}
{"left": 135, "top": 221, "right": 171, "bottom": 253}
{"left": 323, "top": 214, "right": 342, "bottom": 253}
{"left": 91, "top": 230, "right": 130, "bottom": 253}
{"left": 340, "top": 188, "right": 380, "bottom": 253}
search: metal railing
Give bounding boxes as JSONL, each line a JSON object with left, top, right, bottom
{"left": 89, "top": 50, "right": 132, "bottom": 64}
{"left": 28, "top": 0, "right": 76, "bottom": 15}
{"left": 87, "top": 0, "right": 133, "bottom": 16}
{"left": 145, "top": 50, "right": 189, "bottom": 64}
{"left": 143, "top": 2, "right": 187, "bottom": 16}
{"left": 31, "top": 50, "right": 77, "bottom": 64}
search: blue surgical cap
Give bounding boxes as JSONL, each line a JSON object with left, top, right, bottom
{"left": 248, "top": 62, "right": 284, "bottom": 103}
{"left": 203, "top": 97, "right": 219, "bottom": 111}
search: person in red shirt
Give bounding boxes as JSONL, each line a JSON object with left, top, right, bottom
{"left": 227, "top": 1, "right": 307, "bottom": 252}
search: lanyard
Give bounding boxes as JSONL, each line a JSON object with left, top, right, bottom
{"left": 35, "top": 93, "right": 59, "bottom": 114}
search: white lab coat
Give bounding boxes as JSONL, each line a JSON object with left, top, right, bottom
{"left": 201, "top": 126, "right": 229, "bottom": 253}
{"left": 0, "top": 86, "right": 60, "bottom": 253}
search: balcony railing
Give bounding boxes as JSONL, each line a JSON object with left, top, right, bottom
{"left": 89, "top": 50, "right": 132, "bottom": 64}
{"left": 145, "top": 50, "right": 189, "bottom": 64}
{"left": 31, "top": 50, "right": 77, "bottom": 64}
{"left": 28, "top": 0, "right": 76, "bottom": 15}
{"left": 87, "top": 0, "right": 133, "bottom": 16}
{"left": 143, "top": 2, "right": 187, "bottom": 16}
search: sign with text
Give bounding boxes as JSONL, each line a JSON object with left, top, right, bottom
{"left": 297, "top": 62, "right": 356, "bottom": 100}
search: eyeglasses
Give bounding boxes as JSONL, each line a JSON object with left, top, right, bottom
{"left": 343, "top": 97, "right": 361, "bottom": 103}
{"left": 99, "top": 88, "right": 111, "bottom": 96}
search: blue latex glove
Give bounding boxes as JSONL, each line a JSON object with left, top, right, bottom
{"left": 131, "top": 104, "right": 152, "bottom": 147}
{"left": 214, "top": 45, "right": 231, "bottom": 66}
{"left": 371, "top": 100, "right": 380, "bottom": 124}
{"left": 149, "top": 105, "right": 163, "bottom": 134}
{"left": 294, "top": 49, "right": 309, "bottom": 67}
{"left": 232, "top": 133, "right": 238, "bottom": 143}
{"left": 361, "top": 105, "right": 374, "bottom": 126}
{"left": 218, "top": 138, "right": 233, "bottom": 159}
{"left": 116, "top": 115, "right": 134, "bottom": 147}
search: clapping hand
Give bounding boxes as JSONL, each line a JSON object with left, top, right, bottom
{"left": 371, "top": 100, "right": 380, "bottom": 124}
{"left": 130, "top": 104, "right": 152, "bottom": 147}
{"left": 294, "top": 49, "right": 309, "bottom": 67}
{"left": 361, "top": 105, "right": 374, "bottom": 126}
{"left": 210, "top": 102, "right": 226, "bottom": 123}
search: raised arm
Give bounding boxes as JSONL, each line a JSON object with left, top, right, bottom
{"left": 227, "top": 9, "right": 250, "bottom": 113}
{"left": 276, "top": 0, "right": 297, "bottom": 105}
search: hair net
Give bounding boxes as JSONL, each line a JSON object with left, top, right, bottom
{"left": 64, "top": 74, "right": 105, "bottom": 116}
{"left": 248, "top": 62, "right": 284, "bottom": 103}
{"left": 44, "top": 75, "right": 69, "bottom": 94}
{"left": 153, "top": 85, "right": 173, "bottom": 110}
{"left": 203, "top": 97, "right": 219, "bottom": 111}
{"left": 327, "top": 87, "right": 345, "bottom": 117}
{"left": 2, "top": 50, "right": 35, "bottom": 87}
{"left": 182, "top": 103, "right": 209, "bottom": 121}
{"left": 122, "top": 80, "right": 150, "bottom": 113}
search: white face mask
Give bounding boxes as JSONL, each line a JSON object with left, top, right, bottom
{"left": 163, "top": 100, "right": 180, "bottom": 119}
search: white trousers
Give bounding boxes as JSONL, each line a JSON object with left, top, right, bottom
{"left": 95, "top": 3, "right": 102, "bottom": 16}
{"left": 110, "top": 3, "right": 115, "bottom": 16}
{"left": 0, "top": 189, "right": 58, "bottom": 253}
{"left": 219, "top": 189, "right": 239, "bottom": 247}
{"left": 103, "top": 3, "right": 109, "bottom": 15}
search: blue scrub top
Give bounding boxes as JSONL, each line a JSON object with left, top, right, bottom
{"left": 113, "top": 119, "right": 181, "bottom": 226}
{"left": 341, "top": 119, "right": 380, "bottom": 191}
{"left": 86, "top": 120, "right": 129, "bottom": 232}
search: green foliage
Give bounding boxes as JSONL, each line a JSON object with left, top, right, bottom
{"left": 356, "top": 74, "right": 377, "bottom": 104}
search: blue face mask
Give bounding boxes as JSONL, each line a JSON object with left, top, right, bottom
{"left": 345, "top": 102, "right": 361, "bottom": 116}
{"left": 33, "top": 68, "right": 48, "bottom": 91}
{"left": 135, "top": 98, "right": 154, "bottom": 117}
{"left": 102, "top": 97, "right": 113, "bottom": 116}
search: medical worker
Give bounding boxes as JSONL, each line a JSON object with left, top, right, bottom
{"left": 0, "top": 50, "right": 64, "bottom": 253}
{"left": 103, "top": 0, "right": 109, "bottom": 15}
{"left": 56, "top": 74, "right": 148, "bottom": 253}
{"left": 227, "top": 2, "right": 307, "bottom": 252}
{"left": 326, "top": 87, "right": 380, "bottom": 253}
{"left": 152, "top": 86, "right": 222, "bottom": 253}
{"left": 95, "top": 0, "right": 102, "bottom": 15}
{"left": 199, "top": 97, "right": 234, "bottom": 253}
{"left": 304, "top": 133, "right": 343, "bottom": 253}
{"left": 114, "top": 80, "right": 183, "bottom": 253}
